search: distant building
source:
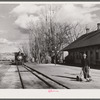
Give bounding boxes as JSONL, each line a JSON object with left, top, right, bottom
{"left": 62, "top": 23, "right": 100, "bottom": 68}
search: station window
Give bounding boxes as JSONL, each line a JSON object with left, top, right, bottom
{"left": 86, "top": 51, "right": 88, "bottom": 56}
{"left": 96, "top": 50, "right": 99, "bottom": 60}
{"left": 90, "top": 51, "right": 93, "bottom": 55}
{"left": 77, "top": 52, "right": 79, "bottom": 59}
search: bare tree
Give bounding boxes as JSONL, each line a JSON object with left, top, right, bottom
{"left": 21, "top": 4, "right": 87, "bottom": 63}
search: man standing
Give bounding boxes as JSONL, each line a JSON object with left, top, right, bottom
{"left": 81, "top": 53, "right": 91, "bottom": 81}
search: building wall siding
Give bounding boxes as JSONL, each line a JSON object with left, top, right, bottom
{"left": 66, "top": 45, "right": 100, "bottom": 67}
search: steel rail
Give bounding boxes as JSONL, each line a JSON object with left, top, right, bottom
{"left": 22, "top": 65, "right": 56, "bottom": 89}
{"left": 16, "top": 65, "right": 25, "bottom": 89}
{"left": 23, "top": 64, "right": 70, "bottom": 89}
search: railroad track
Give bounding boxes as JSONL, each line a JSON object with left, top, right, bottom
{"left": 17, "top": 64, "right": 70, "bottom": 89}
{"left": 16, "top": 65, "right": 25, "bottom": 88}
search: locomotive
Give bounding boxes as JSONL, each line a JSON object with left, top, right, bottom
{"left": 14, "top": 51, "right": 26, "bottom": 65}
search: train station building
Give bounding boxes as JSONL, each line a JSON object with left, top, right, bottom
{"left": 63, "top": 23, "right": 100, "bottom": 68}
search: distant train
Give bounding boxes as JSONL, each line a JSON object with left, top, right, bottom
{"left": 13, "top": 51, "right": 27, "bottom": 65}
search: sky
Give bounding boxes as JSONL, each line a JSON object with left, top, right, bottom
{"left": 0, "top": 2, "right": 100, "bottom": 53}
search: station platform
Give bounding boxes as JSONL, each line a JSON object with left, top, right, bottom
{"left": 0, "top": 63, "right": 100, "bottom": 89}
{"left": 25, "top": 63, "right": 100, "bottom": 89}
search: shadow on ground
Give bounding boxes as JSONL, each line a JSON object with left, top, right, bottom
{"left": 52, "top": 75, "right": 76, "bottom": 79}
{"left": 52, "top": 75, "right": 81, "bottom": 82}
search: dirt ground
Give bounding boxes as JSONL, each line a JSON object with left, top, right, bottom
{"left": 0, "top": 63, "right": 100, "bottom": 89}
{"left": 25, "top": 63, "right": 100, "bottom": 89}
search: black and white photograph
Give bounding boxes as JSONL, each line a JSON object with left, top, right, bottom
{"left": 0, "top": 1, "right": 100, "bottom": 93}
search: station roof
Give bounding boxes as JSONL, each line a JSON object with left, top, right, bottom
{"left": 62, "top": 29, "right": 100, "bottom": 51}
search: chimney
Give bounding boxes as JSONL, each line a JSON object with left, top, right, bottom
{"left": 86, "top": 28, "right": 89, "bottom": 34}
{"left": 97, "top": 23, "right": 100, "bottom": 30}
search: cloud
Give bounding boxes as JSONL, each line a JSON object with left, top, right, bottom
{"left": 0, "top": 38, "right": 19, "bottom": 53}
{"left": 11, "top": 4, "right": 43, "bottom": 29}
{"left": 0, "top": 15, "right": 5, "bottom": 18}
{"left": 55, "top": 4, "right": 100, "bottom": 26}
{"left": 11, "top": 3, "right": 100, "bottom": 30}
{"left": 0, "top": 44, "right": 19, "bottom": 53}
{"left": 11, "top": 4, "right": 43, "bottom": 16}
{"left": 0, "top": 38, "right": 13, "bottom": 44}
{"left": 0, "top": 30, "right": 7, "bottom": 34}
{"left": 14, "top": 14, "right": 39, "bottom": 29}
{"left": 82, "top": 4, "right": 96, "bottom": 8}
